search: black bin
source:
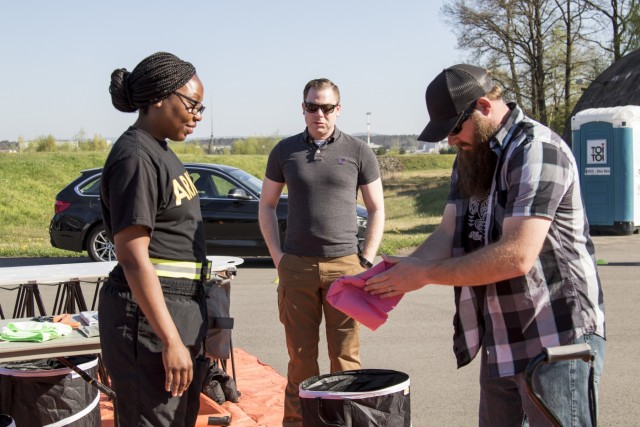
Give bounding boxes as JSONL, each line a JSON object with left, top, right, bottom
{"left": 299, "top": 369, "right": 410, "bottom": 427}
{"left": 0, "top": 356, "right": 102, "bottom": 427}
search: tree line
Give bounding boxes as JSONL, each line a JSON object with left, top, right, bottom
{"left": 0, "top": 132, "right": 109, "bottom": 153}
{"left": 442, "top": 0, "right": 639, "bottom": 135}
{"left": 0, "top": 134, "right": 431, "bottom": 155}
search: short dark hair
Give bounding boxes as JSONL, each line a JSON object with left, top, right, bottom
{"left": 303, "top": 78, "right": 340, "bottom": 104}
{"left": 109, "top": 52, "right": 196, "bottom": 113}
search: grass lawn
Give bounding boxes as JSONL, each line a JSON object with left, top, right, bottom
{"left": 0, "top": 152, "right": 451, "bottom": 258}
{"left": 377, "top": 169, "right": 450, "bottom": 255}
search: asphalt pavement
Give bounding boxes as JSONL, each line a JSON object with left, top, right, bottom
{"left": 0, "top": 233, "right": 638, "bottom": 425}
{"left": 229, "top": 234, "right": 640, "bottom": 426}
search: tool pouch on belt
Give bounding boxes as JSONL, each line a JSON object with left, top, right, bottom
{"left": 204, "top": 276, "right": 233, "bottom": 360}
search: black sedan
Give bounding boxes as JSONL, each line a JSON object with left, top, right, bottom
{"left": 50, "top": 163, "right": 368, "bottom": 261}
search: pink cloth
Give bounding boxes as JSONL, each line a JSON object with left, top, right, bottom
{"left": 327, "top": 261, "right": 403, "bottom": 331}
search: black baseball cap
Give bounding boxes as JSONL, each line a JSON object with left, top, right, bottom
{"left": 417, "top": 64, "right": 495, "bottom": 142}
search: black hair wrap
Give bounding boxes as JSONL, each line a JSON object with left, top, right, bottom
{"left": 109, "top": 52, "right": 196, "bottom": 113}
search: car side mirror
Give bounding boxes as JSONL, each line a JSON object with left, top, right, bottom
{"left": 227, "top": 188, "right": 252, "bottom": 200}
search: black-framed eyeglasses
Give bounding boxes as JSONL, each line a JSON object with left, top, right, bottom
{"left": 174, "top": 92, "right": 206, "bottom": 116}
{"left": 304, "top": 102, "right": 338, "bottom": 114}
{"left": 449, "top": 101, "right": 477, "bottom": 136}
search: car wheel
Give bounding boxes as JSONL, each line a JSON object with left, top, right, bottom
{"left": 87, "top": 225, "right": 116, "bottom": 262}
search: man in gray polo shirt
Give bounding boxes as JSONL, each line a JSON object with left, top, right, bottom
{"left": 259, "top": 78, "right": 385, "bottom": 426}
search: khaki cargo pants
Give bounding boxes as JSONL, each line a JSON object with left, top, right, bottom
{"left": 276, "top": 253, "right": 364, "bottom": 426}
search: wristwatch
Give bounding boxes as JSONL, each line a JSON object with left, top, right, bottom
{"left": 358, "top": 253, "right": 373, "bottom": 269}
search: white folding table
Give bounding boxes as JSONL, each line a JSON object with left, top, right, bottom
{"left": 0, "top": 256, "right": 243, "bottom": 318}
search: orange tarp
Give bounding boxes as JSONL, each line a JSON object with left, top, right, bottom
{"left": 100, "top": 348, "right": 286, "bottom": 426}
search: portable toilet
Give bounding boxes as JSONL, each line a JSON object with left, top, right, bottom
{"left": 571, "top": 106, "right": 640, "bottom": 235}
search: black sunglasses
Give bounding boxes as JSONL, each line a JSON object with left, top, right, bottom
{"left": 304, "top": 102, "right": 338, "bottom": 114}
{"left": 449, "top": 101, "right": 477, "bottom": 136}
{"left": 174, "top": 92, "right": 206, "bottom": 116}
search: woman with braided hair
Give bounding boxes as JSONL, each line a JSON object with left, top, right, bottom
{"left": 99, "top": 52, "right": 209, "bottom": 426}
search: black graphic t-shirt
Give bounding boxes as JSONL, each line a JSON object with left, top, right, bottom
{"left": 101, "top": 127, "right": 206, "bottom": 271}
{"left": 462, "top": 195, "right": 488, "bottom": 253}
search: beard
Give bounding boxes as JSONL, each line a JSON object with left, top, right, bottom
{"left": 456, "top": 113, "right": 500, "bottom": 198}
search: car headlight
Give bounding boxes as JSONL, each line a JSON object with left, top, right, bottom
{"left": 357, "top": 216, "right": 367, "bottom": 228}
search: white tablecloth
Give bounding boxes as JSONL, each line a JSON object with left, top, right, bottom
{"left": 0, "top": 256, "right": 243, "bottom": 287}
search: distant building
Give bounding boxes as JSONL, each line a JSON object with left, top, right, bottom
{"left": 416, "top": 140, "right": 448, "bottom": 154}
{"left": 55, "top": 139, "right": 79, "bottom": 148}
{"left": 0, "top": 139, "right": 19, "bottom": 152}
{"left": 208, "top": 145, "right": 232, "bottom": 154}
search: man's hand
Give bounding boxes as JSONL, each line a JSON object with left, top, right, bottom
{"left": 363, "top": 254, "right": 430, "bottom": 297}
{"left": 163, "top": 339, "right": 193, "bottom": 397}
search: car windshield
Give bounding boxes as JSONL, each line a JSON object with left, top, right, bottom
{"left": 226, "top": 168, "right": 266, "bottom": 195}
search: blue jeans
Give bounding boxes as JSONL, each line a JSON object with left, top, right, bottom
{"left": 479, "top": 333, "right": 605, "bottom": 427}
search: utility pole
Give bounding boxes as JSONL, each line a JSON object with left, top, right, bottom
{"left": 366, "top": 112, "right": 372, "bottom": 146}
{"left": 207, "top": 96, "right": 214, "bottom": 154}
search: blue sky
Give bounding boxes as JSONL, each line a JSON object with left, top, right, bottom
{"left": 0, "top": 1, "right": 461, "bottom": 141}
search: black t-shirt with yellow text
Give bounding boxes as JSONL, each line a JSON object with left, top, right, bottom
{"left": 100, "top": 127, "right": 206, "bottom": 278}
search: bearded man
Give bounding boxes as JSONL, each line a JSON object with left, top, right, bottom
{"left": 364, "top": 64, "right": 606, "bottom": 426}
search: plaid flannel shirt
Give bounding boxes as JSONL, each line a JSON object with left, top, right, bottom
{"left": 448, "top": 104, "right": 606, "bottom": 377}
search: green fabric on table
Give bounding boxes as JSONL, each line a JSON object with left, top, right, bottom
{"left": 0, "top": 321, "right": 72, "bottom": 342}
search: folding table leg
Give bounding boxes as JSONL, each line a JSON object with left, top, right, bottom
{"left": 13, "top": 286, "right": 25, "bottom": 318}
{"left": 13, "top": 283, "right": 47, "bottom": 318}
{"left": 53, "top": 281, "right": 89, "bottom": 315}
{"left": 32, "top": 285, "right": 47, "bottom": 316}
{"left": 68, "top": 280, "right": 88, "bottom": 313}
{"left": 228, "top": 335, "right": 236, "bottom": 384}
{"left": 90, "top": 279, "right": 105, "bottom": 310}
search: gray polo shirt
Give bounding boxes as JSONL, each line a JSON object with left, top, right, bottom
{"left": 265, "top": 128, "right": 379, "bottom": 257}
